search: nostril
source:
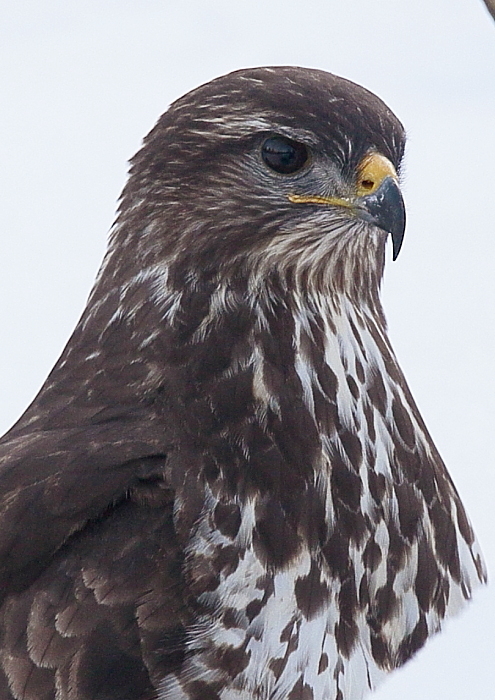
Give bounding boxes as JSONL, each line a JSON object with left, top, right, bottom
{"left": 360, "top": 179, "right": 375, "bottom": 191}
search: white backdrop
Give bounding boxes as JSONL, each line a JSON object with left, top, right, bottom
{"left": 1, "top": 1, "right": 494, "bottom": 697}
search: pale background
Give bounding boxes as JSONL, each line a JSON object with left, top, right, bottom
{"left": 1, "top": 0, "right": 494, "bottom": 697}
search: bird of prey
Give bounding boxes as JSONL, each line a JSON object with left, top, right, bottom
{"left": 0, "top": 67, "right": 486, "bottom": 700}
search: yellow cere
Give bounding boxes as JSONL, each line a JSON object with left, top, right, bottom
{"left": 355, "top": 152, "right": 397, "bottom": 197}
{"left": 287, "top": 152, "right": 397, "bottom": 207}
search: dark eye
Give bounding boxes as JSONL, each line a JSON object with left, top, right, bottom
{"left": 261, "top": 136, "right": 309, "bottom": 174}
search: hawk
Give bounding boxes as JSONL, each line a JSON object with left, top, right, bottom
{"left": 0, "top": 67, "right": 486, "bottom": 700}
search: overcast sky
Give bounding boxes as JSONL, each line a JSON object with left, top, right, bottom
{"left": 1, "top": 1, "right": 494, "bottom": 698}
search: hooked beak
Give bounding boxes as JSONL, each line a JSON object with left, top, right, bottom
{"left": 287, "top": 152, "right": 406, "bottom": 260}
{"left": 355, "top": 175, "right": 406, "bottom": 261}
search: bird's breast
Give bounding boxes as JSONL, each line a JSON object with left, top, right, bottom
{"left": 163, "top": 511, "right": 383, "bottom": 700}
{"left": 158, "top": 298, "right": 484, "bottom": 700}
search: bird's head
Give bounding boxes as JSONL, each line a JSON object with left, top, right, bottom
{"left": 108, "top": 67, "right": 406, "bottom": 306}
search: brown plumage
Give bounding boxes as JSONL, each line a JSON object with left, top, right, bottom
{"left": 0, "top": 67, "right": 486, "bottom": 700}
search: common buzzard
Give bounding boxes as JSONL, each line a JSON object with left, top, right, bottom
{"left": 0, "top": 67, "right": 486, "bottom": 700}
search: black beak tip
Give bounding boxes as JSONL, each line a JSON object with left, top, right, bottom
{"left": 392, "top": 230, "right": 404, "bottom": 261}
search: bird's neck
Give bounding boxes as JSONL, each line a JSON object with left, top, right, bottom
{"left": 156, "top": 270, "right": 410, "bottom": 502}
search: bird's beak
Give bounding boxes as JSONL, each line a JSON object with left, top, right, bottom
{"left": 355, "top": 174, "right": 406, "bottom": 261}
{"left": 288, "top": 152, "right": 406, "bottom": 260}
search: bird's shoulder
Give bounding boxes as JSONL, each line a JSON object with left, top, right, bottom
{"left": 0, "top": 491, "right": 190, "bottom": 700}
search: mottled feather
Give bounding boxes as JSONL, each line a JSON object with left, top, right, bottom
{"left": 0, "top": 67, "right": 485, "bottom": 700}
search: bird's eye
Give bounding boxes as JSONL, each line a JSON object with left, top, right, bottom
{"left": 261, "top": 136, "right": 309, "bottom": 174}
